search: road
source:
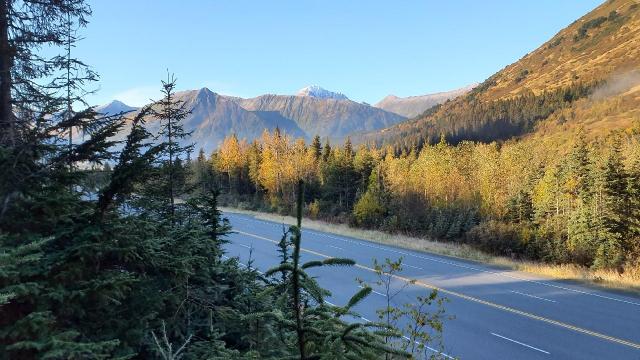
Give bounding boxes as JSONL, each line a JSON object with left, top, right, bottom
{"left": 222, "top": 211, "right": 640, "bottom": 360}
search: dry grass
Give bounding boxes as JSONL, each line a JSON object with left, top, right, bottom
{"left": 221, "top": 206, "right": 640, "bottom": 296}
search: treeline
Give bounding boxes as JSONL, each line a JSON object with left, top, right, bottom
{"left": 209, "top": 126, "right": 640, "bottom": 272}
{"left": 375, "top": 81, "right": 597, "bottom": 151}
{"left": 0, "top": 2, "right": 444, "bottom": 359}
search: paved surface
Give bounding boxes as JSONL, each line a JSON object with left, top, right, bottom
{"left": 222, "top": 211, "right": 640, "bottom": 360}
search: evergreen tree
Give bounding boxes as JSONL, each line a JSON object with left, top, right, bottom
{"left": 353, "top": 168, "right": 388, "bottom": 227}
{"left": 593, "top": 137, "right": 628, "bottom": 269}
{"left": 354, "top": 145, "right": 377, "bottom": 195}
{"left": 155, "top": 73, "right": 193, "bottom": 222}
{"left": 628, "top": 157, "right": 640, "bottom": 237}
{"left": 567, "top": 129, "right": 593, "bottom": 206}
{"left": 0, "top": 0, "right": 92, "bottom": 146}
{"left": 567, "top": 205, "right": 597, "bottom": 265}
{"left": 259, "top": 181, "right": 410, "bottom": 359}
{"left": 322, "top": 139, "right": 332, "bottom": 162}
{"left": 506, "top": 190, "right": 534, "bottom": 223}
{"left": 310, "top": 135, "right": 322, "bottom": 161}
{"left": 322, "top": 139, "right": 359, "bottom": 213}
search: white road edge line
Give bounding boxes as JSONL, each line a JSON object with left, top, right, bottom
{"left": 230, "top": 245, "right": 454, "bottom": 359}
{"left": 511, "top": 290, "right": 557, "bottom": 303}
{"left": 230, "top": 227, "right": 640, "bottom": 351}
{"left": 491, "top": 332, "right": 550, "bottom": 354}
{"left": 229, "top": 214, "right": 640, "bottom": 306}
{"left": 404, "top": 263, "right": 423, "bottom": 270}
{"left": 359, "top": 285, "right": 387, "bottom": 297}
{"left": 401, "top": 335, "right": 455, "bottom": 359}
{"left": 222, "top": 255, "right": 264, "bottom": 274}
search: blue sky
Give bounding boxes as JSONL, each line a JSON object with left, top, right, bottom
{"left": 81, "top": 0, "right": 603, "bottom": 106}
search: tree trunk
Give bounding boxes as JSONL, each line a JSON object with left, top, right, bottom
{"left": 0, "top": 0, "right": 14, "bottom": 146}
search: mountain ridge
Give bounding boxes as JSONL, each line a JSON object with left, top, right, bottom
{"left": 101, "top": 86, "right": 406, "bottom": 152}
{"left": 374, "top": 83, "right": 477, "bottom": 118}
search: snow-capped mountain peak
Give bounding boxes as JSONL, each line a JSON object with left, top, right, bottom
{"left": 296, "top": 85, "right": 348, "bottom": 100}
{"left": 95, "top": 100, "right": 138, "bottom": 115}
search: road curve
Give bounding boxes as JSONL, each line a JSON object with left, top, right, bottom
{"left": 222, "top": 211, "right": 640, "bottom": 360}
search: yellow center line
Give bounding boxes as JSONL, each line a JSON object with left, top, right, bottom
{"left": 234, "top": 230, "right": 640, "bottom": 351}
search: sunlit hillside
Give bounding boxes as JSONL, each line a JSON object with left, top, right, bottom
{"left": 369, "top": 0, "right": 640, "bottom": 149}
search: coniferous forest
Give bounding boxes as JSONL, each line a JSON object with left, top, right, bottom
{"left": 0, "top": 2, "right": 446, "bottom": 359}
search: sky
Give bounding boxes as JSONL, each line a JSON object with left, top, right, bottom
{"left": 80, "top": 0, "right": 603, "bottom": 106}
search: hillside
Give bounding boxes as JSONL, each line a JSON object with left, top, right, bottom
{"left": 374, "top": 84, "right": 477, "bottom": 118}
{"left": 368, "top": 0, "right": 640, "bottom": 149}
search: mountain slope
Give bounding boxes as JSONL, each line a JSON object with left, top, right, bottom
{"left": 115, "top": 88, "right": 307, "bottom": 153}
{"left": 368, "top": 0, "right": 640, "bottom": 149}
{"left": 178, "top": 89, "right": 308, "bottom": 151}
{"left": 237, "top": 94, "right": 406, "bottom": 139}
{"left": 374, "top": 84, "right": 477, "bottom": 118}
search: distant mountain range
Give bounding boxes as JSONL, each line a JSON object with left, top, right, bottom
{"left": 99, "top": 85, "right": 436, "bottom": 153}
{"left": 374, "top": 84, "right": 477, "bottom": 118}
{"left": 97, "top": 83, "right": 481, "bottom": 152}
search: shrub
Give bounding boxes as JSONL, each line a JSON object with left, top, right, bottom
{"left": 464, "top": 220, "right": 526, "bottom": 257}
{"left": 352, "top": 190, "right": 387, "bottom": 228}
{"left": 307, "top": 199, "right": 321, "bottom": 219}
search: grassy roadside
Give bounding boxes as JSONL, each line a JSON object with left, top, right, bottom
{"left": 221, "top": 206, "right": 640, "bottom": 296}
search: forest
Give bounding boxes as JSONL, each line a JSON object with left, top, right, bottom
{"left": 3, "top": 1, "right": 640, "bottom": 359}
{"left": 371, "top": 81, "right": 598, "bottom": 150}
{"left": 209, "top": 122, "right": 640, "bottom": 274}
{"left": 0, "top": 1, "right": 445, "bottom": 359}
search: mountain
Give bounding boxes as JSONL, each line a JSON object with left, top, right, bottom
{"left": 374, "top": 84, "right": 477, "bottom": 118}
{"left": 237, "top": 94, "right": 405, "bottom": 139}
{"left": 367, "top": 0, "right": 640, "bottom": 149}
{"left": 105, "top": 86, "right": 405, "bottom": 152}
{"left": 150, "top": 88, "right": 307, "bottom": 153}
{"left": 106, "top": 89, "right": 307, "bottom": 154}
{"left": 95, "top": 100, "right": 138, "bottom": 115}
{"left": 296, "top": 85, "right": 348, "bottom": 100}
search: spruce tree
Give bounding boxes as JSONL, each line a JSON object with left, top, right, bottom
{"left": 259, "top": 181, "right": 410, "bottom": 359}
{"left": 567, "top": 129, "right": 593, "bottom": 205}
{"left": 0, "top": 0, "right": 92, "bottom": 146}
{"left": 322, "top": 139, "right": 332, "bottom": 162}
{"left": 310, "top": 135, "right": 322, "bottom": 161}
{"left": 593, "top": 137, "right": 628, "bottom": 269}
{"left": 155, "top": 73, "right": 193, "bottom": 222}
{"left": 628, "top": 157, "right": 640, "bottom": 237}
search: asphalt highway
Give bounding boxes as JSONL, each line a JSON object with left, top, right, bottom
{"left": 222, "top": 211, "right": 640, "bottom": 360}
